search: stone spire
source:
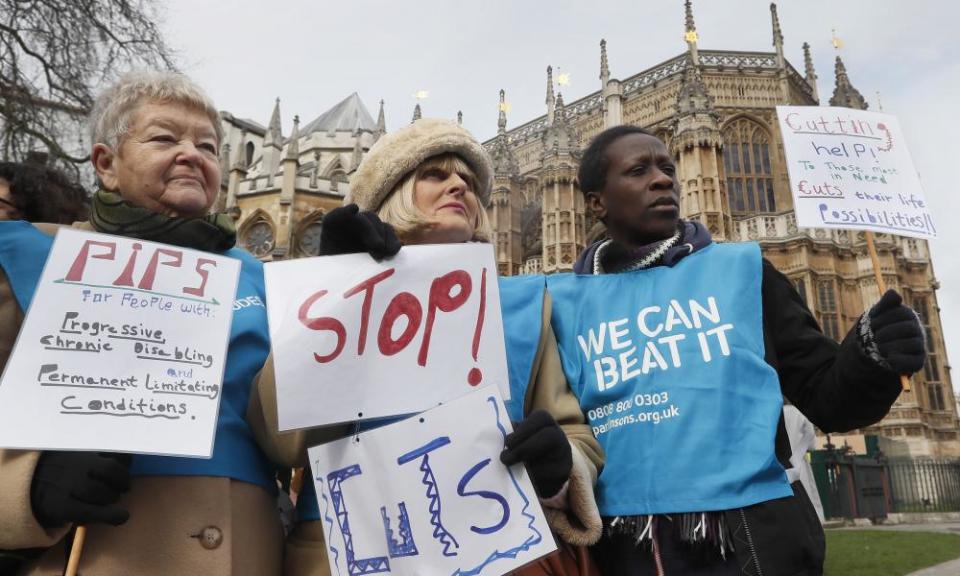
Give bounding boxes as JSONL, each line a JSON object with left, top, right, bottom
{"left": 284, "top": 115, "right": 300, "bottom": 160}
{"left": 222, "top": 142, "right": 235, "bottom": 208}
{"left": 677, "top": 0, "right": 711, "bottom": 120}
{"left": 491, "top": 91, "right": 518, "bottom": 176}
{"left": 351, "top": 132, "right": 363, "bottom": 171}
{"left": 684, "top": 0, "right": 700, "bottom": 66}
{"left": 829, "top": 55, "right": 868, "bottom": 110}
{"left": 600, "top": 39, "right": 610, "bottom": 86}
{"left": 264, "top": 98, "right": 283, "bottom": 148}
{"left": 220, "top": 143, "right": 231, "bottom": 177}
{"left": 411, "top": 102, "right": 422, "bottom": 123}
{"left": 769, "top": 3, "right": 788, "bottom": 99}
{"left": 541, "top": 90, "right": 576, "bottom": 157}
{"left": 226, "top": 131, "right": 248, "bottom": 209}
{"left": 770, "top": 3, "right": 784, "bottom": 61}
{"left": 279, "top": 114, "right": 299, "bottom": 207}
{"left": 374, "top": 99, "right": 386, "bottom": 140}
{"left": 672, "top": 9, "right": 721, "bottom": 174}
{"left": 545, "top": 65, "right": 556, "bottom": 125}
{"left": 538, "top": 87, "right": 581, "bottom": 273}
{"left": 672, "top": 7, "right": 726, "bottom": 240}
{"left": 600, "top": 39, "right": 623, "bottom": 128}
{"left": 262, "top": 98, "right": 283, "bottom": 185}
{"left": 684, "top": 0, "right": 696, "bottom": 35}
{"left": 497, "top": 89, "right": 507, "bottom": 135}
{"left": 232, "top": 130, "right": 248, "bottom": 169}
{"left": 677, "top": 67, "right": 713, "bottom": 117}
{"left": 802, "top": 42, "right": 820, "bottom": 102}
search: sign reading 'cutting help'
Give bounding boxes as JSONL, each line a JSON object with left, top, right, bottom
{"left": 776, "top": 105, "right": 936, "bottom": 239}
{"left": 308, "top": 386, "right": 556, "bottom": 576}
{"left": 0, "top": 228, "right": 239, "bottom": 457}
{"left": 265, "top": 244, "right": 509, "bottom": 430}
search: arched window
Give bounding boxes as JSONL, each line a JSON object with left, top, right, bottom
{"left": 911, "top": 295, "right": 943, "bottom": 396}
{"left": 722, "top": 118, "right": 776, "bottom": 214}
{"left": 298, "top": 219, "right": 324, "bottom": 256}
{"left": 245, "top": 141, "right": 255, "bottom": 166}
{"left": 243, "top": 220, "right": 275, "bottom": 258}
{"left": 521, "top": 199, "right": 542, "bottom": 261}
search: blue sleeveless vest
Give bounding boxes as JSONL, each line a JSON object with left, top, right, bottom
{"left": 0, "top": 221, "right": 277, "bottom": 494}
{"left": 296, "top": 274, "right": 547, "bottom": 522}
{"left": 547, "top": 242, "right": 791, "bottom": 516}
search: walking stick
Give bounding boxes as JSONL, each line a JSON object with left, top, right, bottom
{"left": 864, "top": 230, "right": 912, "bottom": 392}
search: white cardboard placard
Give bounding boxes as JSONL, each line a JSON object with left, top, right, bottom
{"left": 307, "top": 386, "right": 556, "bottom": 576}
{"left": 265, "top": 244, "right": 509, "bottom": 430}
{"left": 0, "top": 228, "right": 239, "bottom": 457}
{"left": 776, "top": 105, "right": 935, "bottom": 239}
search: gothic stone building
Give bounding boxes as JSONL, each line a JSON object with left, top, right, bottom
{"left": 222, "top": 2, "right": 958, "bottom": 457}
{"left": 216, "top": 93, "right": 384, "bottom": 260}
{"left": 483, "top": 2, "right": 958, "bottom": 457}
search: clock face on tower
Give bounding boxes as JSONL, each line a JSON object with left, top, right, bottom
{"left": 299, "top": 221, "right": 323, "bottom": 256}
{"left": 243, "top": 221, "right": 275, "bottom": 257}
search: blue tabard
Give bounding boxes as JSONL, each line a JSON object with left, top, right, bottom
{"left": 0, "top": 221, "right": 277, "bottom": 494}
{"left": 296, "top": 273, "right": 547, "bottom": 522}
{"left": 498, "top": 274, "right": 547, "bottom": 422}
{"left": 547, "top": 242, "right": 791, "bottom": 516}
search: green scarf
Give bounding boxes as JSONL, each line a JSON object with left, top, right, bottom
{"left": 89, "top": 190, "right": 236, "bottom": 253}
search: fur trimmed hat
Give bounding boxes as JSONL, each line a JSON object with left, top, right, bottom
{"left": 345, "top": 118, "right": 493, "bottom": 211}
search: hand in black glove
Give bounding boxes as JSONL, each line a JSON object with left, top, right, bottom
{"left": 30, "top": 451, "right": 131, "bottom": 528}
{"left": 319, "top": 204, "right": 401, "bottom": 260}
{"left": 869, "top": 289, "right": 925, "bottom": 374}
{"left": 500, "top": 410, "right": 572, "bottom": 499}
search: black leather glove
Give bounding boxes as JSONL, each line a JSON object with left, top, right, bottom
{"left": 319, "top": 204, "right": 401, "bottom": 260}
{"left": 30, "top": 451, "right": 131, "bottom": 528}
{"left": 869, "top": 289, "right": 925, "bottom": 374}
{"left": 500, "top": 410, "right": 572, "bottom": 498}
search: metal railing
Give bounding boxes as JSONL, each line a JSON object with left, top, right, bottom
{"left": 811, "top": 447, "right": 960, "bottom": 520}
{"left": 887, "top": 458, "right": 960, "bottom": 513}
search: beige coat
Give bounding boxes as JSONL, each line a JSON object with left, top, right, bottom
{"left": 0, "top": 223, "right": 284, "bottom": 576}
{"left": 270, "top": 289, "right": 605, "bottom": 576}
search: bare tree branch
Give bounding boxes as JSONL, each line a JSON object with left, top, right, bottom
{"left": 0, "top": 0, "right": 177, "bottom": 173}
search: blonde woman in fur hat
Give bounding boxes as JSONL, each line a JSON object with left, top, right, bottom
{"left": 283, "top": 119, "right": 603, "bottom": 576}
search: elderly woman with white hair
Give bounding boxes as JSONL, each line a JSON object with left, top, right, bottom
{"left": 0, "top": 71, "right": 284, "bottom": 575}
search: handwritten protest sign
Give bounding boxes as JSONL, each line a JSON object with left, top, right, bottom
{"left": 265, "top": 244, "right": 509, "bottom": 430}
{"left": 0, "top": 228, "right": 239, "bottom": 457}
{"left": 307, "top": 386, "right": 556, "bottom": 576}
{"left": 776, "top": 105, "right": 935, "bottom": 239}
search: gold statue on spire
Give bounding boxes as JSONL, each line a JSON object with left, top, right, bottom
{"left": 831, "top": 28, "right": 844, "bottom": 50}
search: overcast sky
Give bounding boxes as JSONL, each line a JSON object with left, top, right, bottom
{"left": 163, "top": 0, "right": 960, "bottom": 393}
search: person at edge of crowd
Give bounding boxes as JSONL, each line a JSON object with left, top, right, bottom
{"left": 0, "top": 71, "right": 286, "bottom": 575}
{"left": 546, "top": 125, "right": 925, "bottom": 576}
{"left": 0, "top": 162, "right": 90, "bottom": 223}
{"left": 783, "top": 404, "right": 825, "bottom": 524}
{"left": 260, "top": 118, "right": 604, "bottom": 576}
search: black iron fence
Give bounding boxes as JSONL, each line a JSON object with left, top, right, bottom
{"left": 887, "top": 458, "right": 960, "bottom": 513}
{"left": 810, "top": 446, "right": 960, "bottom": 520}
